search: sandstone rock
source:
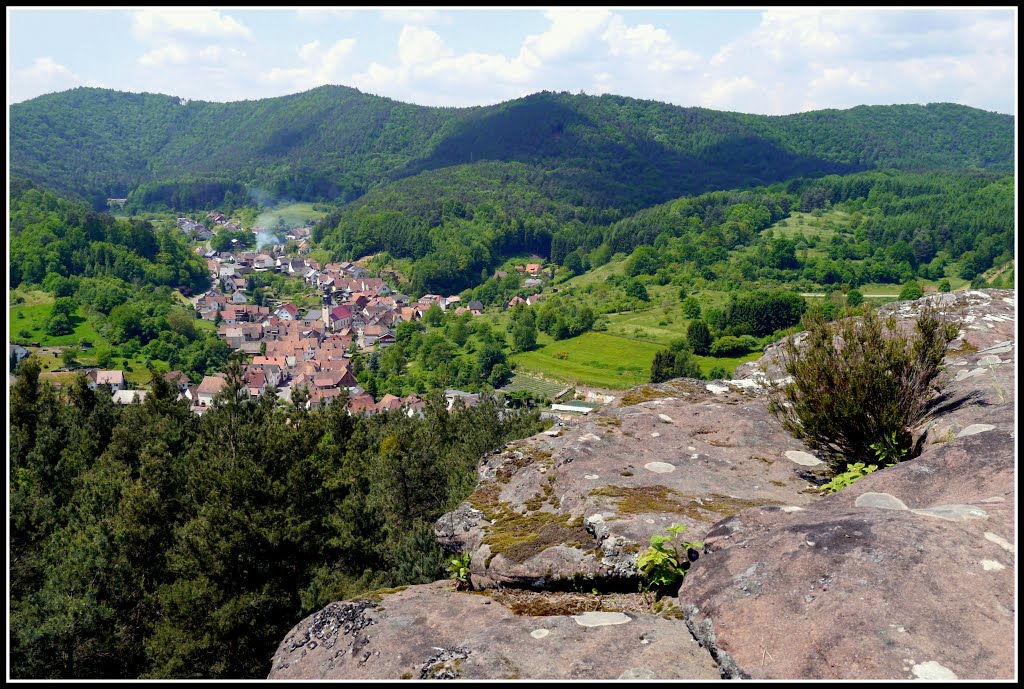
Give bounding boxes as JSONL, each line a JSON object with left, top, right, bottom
{"left": 435, "top": 380, "right": 822, "bottom": 589}
{"left": 681, "top": 290, "right": 1016, "bottom": 680}
{"left": 267, "top": 582, "right": 720, "bottom": 680}
{"left": 280, "top": 290, "right": 1016, "bottom": 681}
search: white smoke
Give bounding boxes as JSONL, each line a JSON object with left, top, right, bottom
{"left": 254, "top": 227, "right": 278, "bottom": 250}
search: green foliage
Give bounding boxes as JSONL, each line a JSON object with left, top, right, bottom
{"left": 708, "top": 366, "right": 729, "bottom": 380}
{"left": 650, "top": 344, "right": 702, "bottom": 383}
{"left": 681, "top": 296, "right": 701, "bottom": 319}
{"left": 709, "top": 335, "right": 760, "bottom": 357}
{"left": 636, "top": 524, "right": 702, "bottom": 594}
{"left": 624, "top": 244, "right": 661, "bottom": 277}
{"left": 899, "top": 281, "right": 924, "bottom": 301}
{"left": 938, "top": 279, "right": 952, "bottom": 293}
{"left": 623, "top": 279, "right": 650, "bottom": 302}
{"left": 723, "top": 290, "right": 806, "bottom": 337}
{"left": 870, "top": 430, "right": 909, "bottom": 466}
{"left": 445, "top": 552, "right": 473, "bottom": 591}
{"left": 686, "top": 320, "right": 712, "bottom": 355}
{"left": 767, "top": 303, "right": 960, "bottom": 473}
{"left": 9, "top": 370, "right": 545, "bottom": 679}
{"left": 846, "top": 288, "right": 864, "bottom": 308}
{"left": 9, "top": 183, "right": 210, "bottom": 293}
{"left": 819, "top": 462, "right": 879, "bottom": 494}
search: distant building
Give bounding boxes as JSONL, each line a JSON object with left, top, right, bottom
{"left": 550, "top": 400, "right": 600, "bottom": 415}
{"left": 112, "top": 389, "right": 148, "bottom": 405}
{"left": 87, "top": 369, "right": 125, "bottom": 392}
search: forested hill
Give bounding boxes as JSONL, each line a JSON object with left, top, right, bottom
{"left": 10, "top": 86, "right": 1014, "bottom": 210}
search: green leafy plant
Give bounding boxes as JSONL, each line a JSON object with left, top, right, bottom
{"left": 819, "top": 462, "right": 879, "bottom": 494}
{"left": 637, "top": 524, "right": 702, "bottom": 594}
{"left": 870, "top": 430, "right": 908, "bottom": 465}
{"left": 767, "top": 303, "right": 959, "bottom": 475}
{"left": 445, "top": 552, "right": 473, "bottom": 591}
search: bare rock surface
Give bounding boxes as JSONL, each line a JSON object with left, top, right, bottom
{"left": 681, "top": 289, "right": 1016, "bottom": 680}
{"left": 275, "top": 290, "right": 1015, "bottom": 681}
{"left": 435, "top": 379, "right": 823, "bottom": 589}
{"left": 267, "top": 581, "right": 721, "bottom": 680}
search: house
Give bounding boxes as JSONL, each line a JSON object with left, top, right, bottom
{"left": 243, "top": 369, "right": 268, "bottom": 398}
{"left": 468, "top": 300, "right": 484, "bottom": 315}
{"left": 87, "top": 369, "right": 125, "bottom": 392}
{"left": 526, "top": 294, "right": 545, "bottom": 306}
{"left": 524, "top": 278, "right": 543, "bottom": 288}
{"left": 444, "top": 389, "right": 481, "bottom": 411}
{"left": 347, "top": 392, "right": 377, "bottom": 416}
{"left": 375, "top": 393, "right": 403, "bottom": 413}
{"left": 525, "top": 263, "right": 542, "bottom": 276}
{"left": 112, "top": 389, "right": 148, "bottom": 405}
{"left": 327, "top": 305, "right": 354, "bottom": 331}
{"left": 401, "top": 394, "right": 427, "bottom": 418}
{"left": 307, "top": 386, "right": 343, "bottom": 410}
{"left": 230, "top": 291, "right": 248, "bottom": 304}
{"left": 357, "top": 324, "right": 391, "bottom": 349}
{"left": 195, "top": 374, "right": 227, "bottom": 410}
{"left": 275, "top": 303, "right": 299, "bottom": 321}
{"left": 10, "top": 344, "right": 30, "bottom": 367}
{"left": 506, "top": 296, "right": 526, "bottom": 309}
{"left": 163, "top": 370, "right": 191, "bottom": 392}
{"left": 442, "top": 295, "right": 461, "bottom": 310}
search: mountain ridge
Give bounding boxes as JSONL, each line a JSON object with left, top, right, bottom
{"left": 10, "top": 85, "right": 1013, "bottom": 209}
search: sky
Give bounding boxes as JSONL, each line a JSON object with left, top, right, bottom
{"left": 6, "top": 7, "right": 1019, "bottom": 115}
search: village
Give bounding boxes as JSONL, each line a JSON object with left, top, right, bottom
{"left": 32, "top": 210, "right": 608, "bottom": 420}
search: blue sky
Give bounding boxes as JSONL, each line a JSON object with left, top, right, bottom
{"left": 7, "top": 7, "right": 1018, "bottom": 115}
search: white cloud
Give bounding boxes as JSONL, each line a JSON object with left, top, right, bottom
{"left": 10, "top": 57, "right": 82, "bottom": 102}
{"left": 398, "top": 25, "right": 450, "bottom": 66}
{"left": 700, "top": 75, "right": 757, "bottom": 110}
{"left": 379, "top": 9, "right": 443, "bottom": 26}
{"left": 697, "top": 9, "right": 1016, "bottom": 114}
{"left": 266, "top": 39, "right": 358, "bottom": 91}
{"left": 131, "top": 9, "right": 252, "bottom": 40}
{"left": 139, "top": 43, "right": 190, "bottom": 68}
{"left": 521, "top": 8, "right": 611, "bottom": 62}
{"left": 295, "top": 9, "right": 355, "bottom": 24}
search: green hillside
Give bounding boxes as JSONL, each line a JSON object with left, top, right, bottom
{"left": 11, "top": 86, "right": 1013, "bottom": 213}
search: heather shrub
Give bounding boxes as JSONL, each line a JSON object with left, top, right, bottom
{"left": 767, "top": 303, "right": 959, "bottom": 474}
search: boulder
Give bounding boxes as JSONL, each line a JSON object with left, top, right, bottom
{"left": 267, "top": 582, "right": 721, "bottom": 680}
{"left": 435, "top": 379, "right": 824, "bottom": 589}
{"left": 682, "top": 290, "right": 1016, "bottom": 680}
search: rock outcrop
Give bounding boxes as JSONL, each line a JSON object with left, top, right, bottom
{"left": 269, "top": 289, "right": 1015, "bottom": 681}
{"left": 682, "top": 289, "right": 1016, "bottom": 680}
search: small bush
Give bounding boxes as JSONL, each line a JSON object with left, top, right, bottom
{"left": 709, "top": 335, "right": 759, "bottom": 357}
{"left": 767, "top": 303, "right": 959, "bottom": 473}
{"left": 899, "top": 281, "right": 923, "bottom": 301}
{"left": 637, "top": 524, "right": 701, "bottom": 595}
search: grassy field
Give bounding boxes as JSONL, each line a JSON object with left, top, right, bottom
{"left": 498, "top": 373, "right": 569, "bottom": 400}
{"left": 10, "top": 299, "right": 105, "bottom": 349}
{"left": 254, "top": 202, "right": 328, "bottom": 230}
{"left": 510, "top": 330, "right": 762, "bottom": 390}
{"left": 511, "top": 332, "right": 663, "bottom": 389}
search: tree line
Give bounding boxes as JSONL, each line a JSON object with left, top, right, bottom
{"left": 10, "top": 357, "right": 545, "bottom": 679}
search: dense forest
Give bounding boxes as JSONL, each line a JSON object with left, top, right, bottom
{"left": 11, "top": 87, "right": 1013, "bottom": 212}
{"left": 9, "top": 357, "right": 545, "bottom": 678}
